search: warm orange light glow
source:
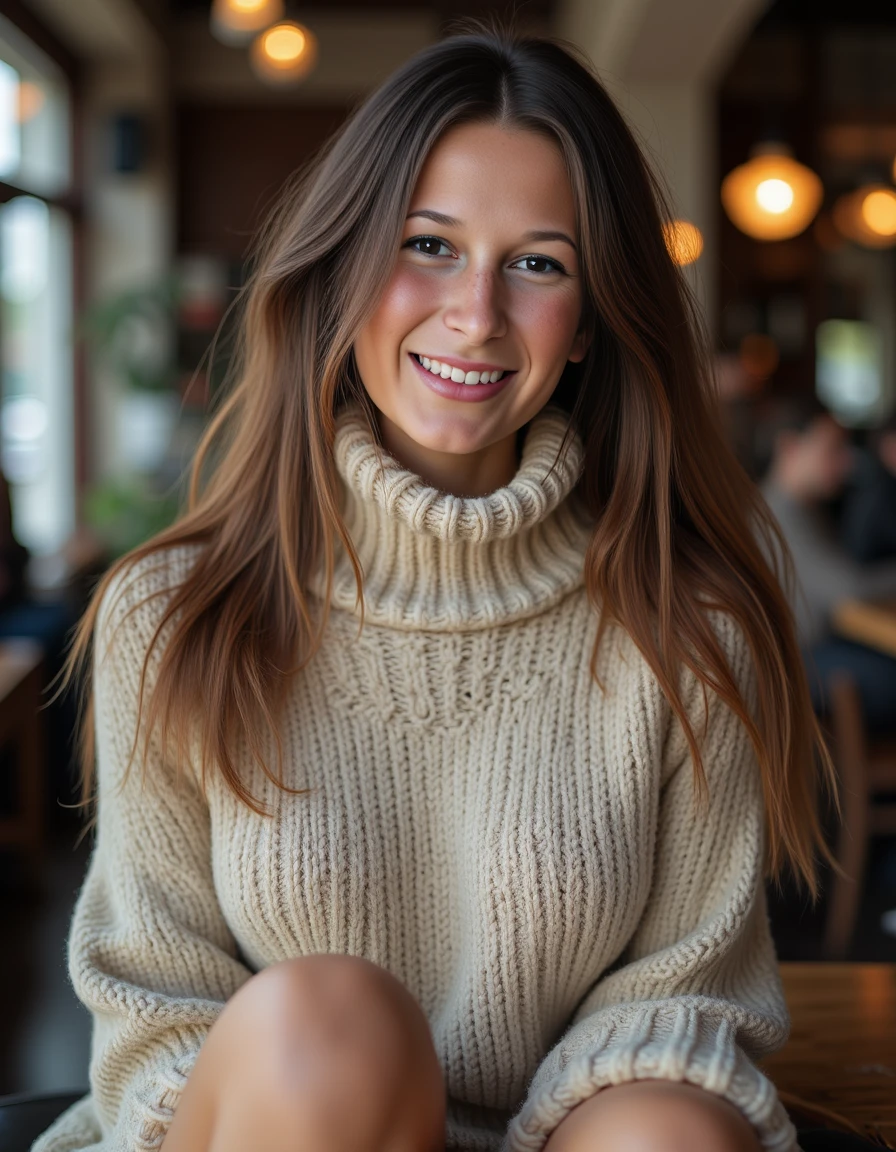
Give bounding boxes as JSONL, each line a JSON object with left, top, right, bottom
{"left": 250, "top": 21, "right": 317, "bottom": 84}
{"left": 833, "top": 184, "right": 896, "bottom": 249}
{"left": 755, "top": 179, "right": 793, "bottom": 214}
{"left": 861, "top": 188, "right": 896, "bottom": 236}
{"left": 663, "top": 219, "right": 703, "bottom": 266}
{"left": 15, "top": 81, "right": 44, "bottom": 123}
{"left": 262, "top": 25, "right": 305, "bottom": 62}
{"left": 721, "top": 142, "right": 822, "bottom": 240}
{"left": 210, "top": 0, "right": 283, "bottom": 45}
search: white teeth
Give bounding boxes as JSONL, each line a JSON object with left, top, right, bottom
{"left": 415, "top": 354, "right": 506, "bottom": 385}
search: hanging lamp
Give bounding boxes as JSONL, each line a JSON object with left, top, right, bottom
{"left": 833, "top": 182, "right": 896, "bottom": 249}
{"left": 721, "top": 141, "right": 823, "bottom": 241}
{"left": 662, "top": 219, "right": 703, "bottom": 266}
{"left": 832, "top": 40, "right": 896, "bottom": 250}
{"left": 210, "top": 0, "right": 284, "bottom": 46}
{"left": 250, "top": 19, "right": 317, "bottom": 85}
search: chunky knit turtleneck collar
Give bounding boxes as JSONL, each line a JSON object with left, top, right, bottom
{"left": 313, "top": 402, "right": 593, "bottom": 631}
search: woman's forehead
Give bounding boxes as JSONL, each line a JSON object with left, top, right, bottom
{"left": 408, "top": 122, "right": 577, "bottom": 236}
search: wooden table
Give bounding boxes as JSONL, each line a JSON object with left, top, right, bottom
{"left": 763, "top": 963, "right": 896, "bottom": 1146}
{"left": 832, "top": 598, "right": 896, "bottom": 660}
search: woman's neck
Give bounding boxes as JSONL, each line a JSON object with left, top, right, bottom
{"left": 375, "top": 409, "right": 520, "bottom": 497}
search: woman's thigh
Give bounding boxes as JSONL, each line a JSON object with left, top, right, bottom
{"left": 160, "top": 953, "right": 446, "bottom": 1152}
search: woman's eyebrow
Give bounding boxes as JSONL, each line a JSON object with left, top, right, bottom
{"left": 406, "top": 209, "right": 578, "bottom": 252}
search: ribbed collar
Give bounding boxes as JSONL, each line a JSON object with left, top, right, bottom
{"left": 314, "top": 402, "right": 593, "bottom": 631}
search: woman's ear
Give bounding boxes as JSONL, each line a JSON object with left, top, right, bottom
{"left": 568, "top": 324, "right": 592, "bottom": 365}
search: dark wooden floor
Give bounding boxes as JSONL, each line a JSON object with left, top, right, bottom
{"left": 1, "top": 815, "right": 895, "bottom": 1098}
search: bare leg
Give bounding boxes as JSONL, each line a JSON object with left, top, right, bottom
{"left": 160, "top": 954, "right": 446, "bottom": 1152}
{"left": 543, "top": 1079, "right": 762, "bottom": 1152}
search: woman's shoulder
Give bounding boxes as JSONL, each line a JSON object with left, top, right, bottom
{"left": 596, "top": 607, "right": 754, "bottom": 693}
{"left": 96, "top": 540, "right": 207, "bottom": 657}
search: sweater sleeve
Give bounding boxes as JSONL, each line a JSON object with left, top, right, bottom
{"left": 502, "top": 615, "right": 797, "bottom": 1152}
{"left": 32, "top": 553, "right": 255, "bottom": 1152}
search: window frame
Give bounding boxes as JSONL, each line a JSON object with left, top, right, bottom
{"left": 0, "top": 0, "right": 86, "bottom": 512}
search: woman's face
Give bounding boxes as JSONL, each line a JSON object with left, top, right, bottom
{"left": 352, "top": 121, "right": 589, "bottom": 495}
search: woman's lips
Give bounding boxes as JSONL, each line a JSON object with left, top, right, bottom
{"left": 408, "top": 352, "right": 516, "bottom": 403}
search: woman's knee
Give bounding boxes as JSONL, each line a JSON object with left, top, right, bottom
{"left": 543, "top": 1080, "right": 761, "bottom": 1152}
{"left": 206, "top": 954, "right": 445, "bottom": 1150}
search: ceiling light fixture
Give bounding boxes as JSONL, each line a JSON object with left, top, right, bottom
{"left": 250, "top": 19, "right": 317, "bottom": 86}
{"left": 833, "top": 182, "right": 896, "bottom": 249}
{"left": 662, "top": 219, "right": 703, "bottom": 266}
{"left": 210, "top": 0, "right": 285, "bottom": 47}
{"left": 721, "top": 141, "right": 823, "bottom": 241}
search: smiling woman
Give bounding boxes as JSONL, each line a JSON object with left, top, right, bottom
{"left": 35, "top": 19, "right": 836, "bottom": 1152}
{"left": 353, "top": 122, "right": 589, "bottom": 495}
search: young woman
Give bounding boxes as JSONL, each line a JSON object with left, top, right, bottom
{"left": 35, "top": 25, "right": 833, "bottom": 1152}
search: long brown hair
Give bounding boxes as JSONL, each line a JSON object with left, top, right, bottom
{"left": 58, "top": 24, "right": 835, "bottom": 894}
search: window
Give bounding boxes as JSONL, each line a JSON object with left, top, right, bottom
{"left": 0, "top": 12, "right": 75, "bottom": 556}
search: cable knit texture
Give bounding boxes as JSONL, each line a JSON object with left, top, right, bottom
{"left": 32, "top": 403, "right": 797, "bottom": 1152}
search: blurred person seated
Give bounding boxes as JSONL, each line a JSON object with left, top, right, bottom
{"left": 760, "top": 401, "right": 896, "bottom": 735}
{"left": 839, "top": 413, "right": 896, "bottom": 563}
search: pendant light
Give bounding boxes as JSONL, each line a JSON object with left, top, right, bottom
{"left": 721, "top": 141, "right": 823, "bottom": 241}
{"left": 211, "top": 0, "right": 284, "bottom": 46}
{"left": 833, "top": 182, "right": 896, "bottom": 249}
{"left": 662, "top": 219, "right": 703, "bottom": 266}
{"left": 250, "top": 19, "right": 317, "bottom": 86}
{"left": 832, "top": 39, "right": 896, "bottom": 249}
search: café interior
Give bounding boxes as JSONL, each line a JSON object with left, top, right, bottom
{"left": 0, "top": 0, "right": 895, "bottom": 1148}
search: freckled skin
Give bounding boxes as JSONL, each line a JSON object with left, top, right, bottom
{"left": 353, "top": 122, "right": 590, "bottom": 498}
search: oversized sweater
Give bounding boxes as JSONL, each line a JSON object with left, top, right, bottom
{"left": 33, "top": 403, "right": 797, "bottom": 1152}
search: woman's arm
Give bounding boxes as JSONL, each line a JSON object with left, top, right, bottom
{"left": 33, "top": 554, "right": 255, "bottom": 1152}
{"left": 502, "top": 614, "right": 797, "bottom": 1152}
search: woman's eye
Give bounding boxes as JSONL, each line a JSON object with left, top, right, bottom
{"left": 406, "top": 236, "right": 452, "bottom": 257}
{"left": 512, "top": 255, "right": 565, "bottom": 274}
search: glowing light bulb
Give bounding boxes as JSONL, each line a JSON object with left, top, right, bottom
{"left": 834, "top": 183, "right": 896, "bottom": 249}
{"left": 262, "top": 25, "right": 305, "bottom": 62}
{"left": 662, "top": 219, "right": 704, "bottom": 266}
{"left": 755, "top": 179, "right": 794, "bottom": 214}
{"left": 861, "top": 189, "right": 896, "bottom": 236}
{"left": 250, "top": 21, "right": 317, "bottom": 84}
{"left": 210, "top": 0, "right": 283, "bottom": 46}
{"left": 721, "top": 142, "right": 822, "bottom": 240}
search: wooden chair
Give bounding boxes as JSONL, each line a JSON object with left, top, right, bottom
{"left": 822, "top": 671, "right": 896, "bottom": 959}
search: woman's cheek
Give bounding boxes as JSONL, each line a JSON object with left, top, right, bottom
{"left": 377, "top": 266, "right": 443, "bottom": 333}
{"left": 513, "top": 289, "right": 582, "bottom": 360}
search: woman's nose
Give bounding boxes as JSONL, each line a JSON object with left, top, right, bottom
{"left": 442, "top": 267, "right": 507, "bottom": 346}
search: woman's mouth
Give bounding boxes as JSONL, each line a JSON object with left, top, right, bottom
{"left": 411, "top": 353, "right": 513, "bottom": 386}
{"left": 407, "top": 352, "right": 517, "bottom": 403}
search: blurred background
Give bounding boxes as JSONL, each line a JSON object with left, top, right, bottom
{"left": 1, "top": 0, "right": 896, "bottom": 1104}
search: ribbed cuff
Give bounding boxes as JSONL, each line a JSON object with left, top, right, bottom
{"left": 135, "top": 1050, "right": 201, "bottom": 1151}
{"left": 501, "top": 1004, "right": 798, "bottom": 1152}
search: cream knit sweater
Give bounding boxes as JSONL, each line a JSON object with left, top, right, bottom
{"left": 33, "top": 403, "right": 797, "bottom": 1152}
